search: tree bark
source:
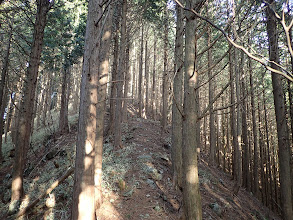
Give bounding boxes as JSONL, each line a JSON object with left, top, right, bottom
{"left": 241, "top": 79, "right": 249, "bottom": 189}
{"left": 263, "top": 89, "right": 273, "bottom": 209}
{"left": 249, "top": 56, "right": 259, "bottom": 197}
{"left": 207, "top": 24, "right": 216, "bottom": 165}
{"left": 59, "top": 63, "right": 70, "bottom": 134}
{"left": 138, "top": 25, "right": 144, "bottom": 117}
{"left": 265, "top": 2, "right": 293, "bottom": 218}
{"left": 95, "top": 4, "right": 113, "bottom": 210}
{"left": 182, "top": 0, "right": 202, "bottom": 219}
{"left": 71, "top": 0, "right": 103, "bottom": 218}
{"left": 161, "top": 8, "right": 168, "bottom": 131}
{"left": 152, "top": 36, "right": 157, "bottom": 119}
{"left": 0, "top": 27, "right": 12, "bottom": 162}
{"left": 10, "top": 0, "right": 51, "bottom": 210}
{"left": 122, "top": 40, "right": 130, "bottom": 122}
{"left": 107, "top": 3, "right": 121, "bottom": 135}
{"left": 145, "top": 40, "right": 149, "bottom": 117}
{"left": 228, "top": 49, "right": 238, "bottom": 181}
{"left": 114, "top": 0, "right": 127, "bottom": 148}
{"left": 171, "top": 2, "right": 183, "bottom": 190}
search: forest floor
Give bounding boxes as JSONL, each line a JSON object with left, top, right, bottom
{"left": 0, "top": 106, "right": 282, "bottom": 220}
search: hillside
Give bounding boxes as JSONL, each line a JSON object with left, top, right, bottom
{"left": 0, "top": 109, "right": 281, "bottom": 220}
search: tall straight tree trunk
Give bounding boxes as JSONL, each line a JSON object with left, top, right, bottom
{"left": 152, "top": 36, "right": 157, "bottom": 119}
{"left": 257, "top": 101, "right": 266, "bottom": 203}
{"left": 59, "top": 63, "right": 70, "bottom": 134}
{"left": 263, "top": 89, "right": 273, "bottom": 209}
{"left": 234, "top": 47, "right": 242, "bottom": 190}
{"left": 241, "top": 79, "right": 249, "bottom": 189}
{"left": 0, "top": 27, "right": 12, "bottom": 162}
{"left": 145, "top": 40, "right": 149, "bottom": 117}
{"left": 207, "top": 24, "right": 216, "bottom": 165}
{"left": 171, "top": 2, "right": 183, "bottom": 190}
{"left": 107, "top": 3, "right": 121, "bottom": 135}
{"left": 138, "top": 25, "right": 144, "bottom": 117}
{"left": 4, "top": 92, "right": 14, "bottom": 142}
{"left": 228, "top": 49, "right": 238, "bottom": 181}
{"left": 114, "top": 0, "right": 127, "bottom": 148}
{"left": 42, "top": 74, "right": 51, "bottom": 126}
{"left": 265, "top": 2, "right": 293, "bottom": 219}
{"left": 0, "top": 85, "right": 8, "bottom": 162}
{"left": 131, "top": 45, "right": 136, "bottom": 101}
{"left": 249, "top": 57, "right": 259, "bottom": 197}
{"left": 182, "top": 0, "right": 202, "bottom": 219}
{"left": 123, "top": 40, "right": 130, "bottom": 122}
{"left": 71, "top": 0, "right": 108, "bottom": 218}
{"left": 161, "top": 8, "right": 168, "bottom": 131}
{"left": 94, "top": 4, "right": 113, "bottom": 209}
{"left": 36, "top": 72, "right": 47, "bottom": 128}
{"left": 10, "top": 0, "right": 51, "bottom": 210}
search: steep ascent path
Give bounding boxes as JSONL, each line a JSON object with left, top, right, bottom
{"left": 96, "top": 116, "right": 281, "bottom": 220}
{"left": 0, "top": 112, "right": 282, "bottom": 219}
{"left": 96, "top": 117, "right": 181, "bottom": 220}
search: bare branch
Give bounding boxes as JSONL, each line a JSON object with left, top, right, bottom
{"left": 174, "top": 0, "right": 293, "bottom": 81}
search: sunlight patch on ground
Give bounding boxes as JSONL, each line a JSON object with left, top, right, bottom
{"left": 96, "top": 199, "right": 123, "bottom": 220}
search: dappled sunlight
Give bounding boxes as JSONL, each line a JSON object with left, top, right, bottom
{"left": 96, "top": 199, "right": 123, "bottom": 220}
{"left": 78, "top": 185, "right": 95, "bottom": 219}
{"left": 187, "top": 164, "right": 199, "bottom": 184}
{"left": 102, "top": 31, "right": 111, "bottom": 41}
{"left": 84, "top": 140, "right": 95, "bottom": 170}
{"left": 44, "top": 193, "right": 55, "bottom": 219}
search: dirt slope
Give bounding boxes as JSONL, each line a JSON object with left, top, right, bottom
{"left": 0, "top": 113, "right": 282, "bottom": 220}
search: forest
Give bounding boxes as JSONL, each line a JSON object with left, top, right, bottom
{"left": 0, "top": 0, "right": 293, "bottom": 219}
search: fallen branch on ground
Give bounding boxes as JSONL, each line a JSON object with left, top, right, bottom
{"left": 12, "top": 167, "right": 74, "bottom": 219}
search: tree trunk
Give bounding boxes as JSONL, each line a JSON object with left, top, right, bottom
{"left": 143, "top": 40, "right": 148, "bottom": 117}
{"left": 161, "top": 8, "right": 168, "bottom": 131}
{"left": 207, "top": 24, "right": 216, "bottom": 165}
{"left": 71, "top": 0, "right": 104, "bottom": 218}
{"left": 0, "top": 27, "right": 12, "bottom": 162}
{"left": 114, "top": 0, "right": 127, "bottom": 148}
{"left": 263, "top": 89, "right": 273, "bottom": 209}
{"left": 258, "top": 101, "right": 266, "bottom": 204}
{"left": 182, "top": 0, "right": 202, "bottom": 218}
{"left": 235, "top": 47, "right": 242, "bottom": 189}
{"left": 94, "top": 4, "right": 113, "bottom": 209}
{"left": 59, "top": 63, "right": 70, "bottom": 134}
{"left": 171, "top": 2, "right": 183, "bottom": 190}
{"left": 4, "top": 92, "right": 14, "bottom": 142}
{"left": 123, "top": 40, "right": 130, "bottom": 122}
{"left": 241, "top": 79, "right": 249, "bottom": 189}
{"left": 152, "top": 36, "right": 157, "bottom": 119}
{"left": 265, "top": 2, "right": 293, "bottom": 218}
{"left": 249, "top": 57, "right": 259, "bottom": 197}
{"left": 229, "top": 49, "right": 238, "bottom": 181}
{"left": 10, "top": 0, "right": 51, "bottom": 210}
{"left": 107, "top": 3, "right": 121, "bottom": 135}
{"left": 138, "top": 25, "right": 144, "bottom": 117}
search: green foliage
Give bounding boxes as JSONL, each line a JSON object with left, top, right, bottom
{"left": 133, "top": 0, "right": 167, "bottom": 23}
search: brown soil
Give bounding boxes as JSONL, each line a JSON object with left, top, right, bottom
{"left": 0, "top": 110, "right": 282, "bottom": 220}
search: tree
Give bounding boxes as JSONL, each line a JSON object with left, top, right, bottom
{"left": 0, "top": 26, "right": 12, "bottom": 162}
{"left": 71, "top": 0, "right": 104, "bottom": 218}
{"left": 10, "top": 0, "right": 52, "bottom": 211}
{"left": 207, "top": 22, "right": 216, "bottom": 164}
{"left": 171, "top": 2, "right": 184, "bottom": 190}
{"left": 161, "top": 6, "right": 168, "bottom": 131}
{"left": 114, "top": 0, "right": 127, "bottom": 148}
{"left": 265, "top": 1, "right": 293, "bottom": 218}
{"left": 182, "top": 0, "right": 203, "bottom": 219}
{"left": 138, "top": 25, "right": 144, "bottom": 117}
{"left": 95, "top": 3, "right": 114, "bottom": 209}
